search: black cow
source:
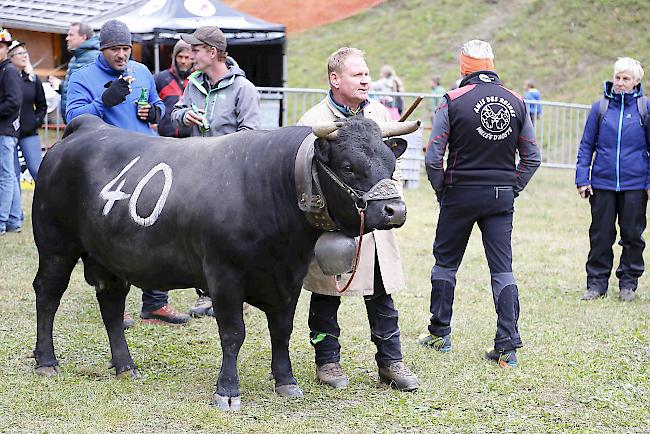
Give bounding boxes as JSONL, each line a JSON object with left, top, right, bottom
{"left": 31, "top": 114, "right": 417, "bottom": 410}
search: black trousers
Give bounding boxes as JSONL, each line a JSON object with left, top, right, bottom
{"left": 428, "top": 186, "right": 522, "bottom": 351}
{"left": 308, "top": 255, "right": 402, "bottom": 368}
{"left": 586, "top": 189, "right": 647, "bottom": 294}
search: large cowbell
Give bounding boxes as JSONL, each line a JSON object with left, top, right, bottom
{"left": 314, "top": 231, "right": 358, "bottom": 276}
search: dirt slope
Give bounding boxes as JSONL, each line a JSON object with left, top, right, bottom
{"left": 222, "top": 0, "right": 385, "bottom": 33}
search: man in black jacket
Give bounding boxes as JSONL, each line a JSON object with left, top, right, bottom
{"left": 154, "top": 40, "right": 193, "bottom": 138}
{"left": 419, "top": 40, "right": 541, "bottom": 368}
{"left": 0, "top": 28, "right": 23, "bottom": 236}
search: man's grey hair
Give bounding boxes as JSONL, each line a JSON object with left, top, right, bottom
{"left": 70, "top": 22, "right": 94, "bottom": 40}
{"left": 461, "top": 39, "right": 494, "bottom": 60}
{"left": 327, "top": 47, "right": 365, "bottom": 77}
{"left": 614, "top": 57, "right": 644, "bottom": 83}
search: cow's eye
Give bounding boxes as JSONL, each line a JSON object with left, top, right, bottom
{"left": 342, "top": 165, "right": 354, "bottom": 175}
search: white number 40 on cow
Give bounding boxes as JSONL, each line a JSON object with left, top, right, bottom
{"left": 99, "top": 156, "right": 173, "bottom": 227}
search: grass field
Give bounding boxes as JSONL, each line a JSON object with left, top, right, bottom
{"left": 287, "top": 0, "right": 650, "bottom": 104}
{"left": 1, "top": 168, "right": 649, "bottom": 433}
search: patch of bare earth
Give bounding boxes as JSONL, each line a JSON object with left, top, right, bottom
{"left": 222, "top": 0, "right": 386, "bottom": 33}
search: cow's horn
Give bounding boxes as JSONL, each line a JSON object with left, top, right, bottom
{"left": 379, "top": 120, "right": 421, "bottom": 138}
{"left": 312, "top": 122, "right": 345, "bottom": 139}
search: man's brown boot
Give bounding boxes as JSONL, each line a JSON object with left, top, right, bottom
{"left": 315, "top": 362, "right": 349, "bottom": 389}
{"left": 378, "top": 361, "right": 419, "bottom": 392}
{"left": 141, "top": 304, "right": 190, "bottom": 325}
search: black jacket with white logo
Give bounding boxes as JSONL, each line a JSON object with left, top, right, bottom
{"left": 425, "top": 70, "right": 541, "bottom": 196}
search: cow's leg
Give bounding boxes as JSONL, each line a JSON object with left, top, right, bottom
{"left": 266, "top": 294, "right": 302, "bottom": 398}
{"left": 211, "top": 292, "right": 245, "bottom": 411}
{"left": 85, "top": 257, "right": 138, "bottom": 378}
{"left": 33, "top": 252, "right": 79, "bottom": 377}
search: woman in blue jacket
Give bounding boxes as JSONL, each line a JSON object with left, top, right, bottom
{"left": 576, "top": 57, "right": 650, "bottom": 302}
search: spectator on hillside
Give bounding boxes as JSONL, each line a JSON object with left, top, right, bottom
{"left": 8, "top": 40, "right": 46, "bottom": 221}
{"left": 297, "top": 47, "right": 419, "bottom": 392}
{"left": 66, "top": 19, "right": 189, "bottom": 327}
{"left": 171, "top": 26, "right": 260, "bottom": 317}
{"left": 576, "top": 57, "right": 650, "bottom": 302}
{"left": 154, "top": 40, "right": 193, "bottom": 138}
{"left": 419, "top": 40, "right": 540, "bottom": 368}
{"left": 429, "top": 76, "right": 445, "bottom": 124}
{"left": 370, "top": 64, "right": 404, "bottom": 120}
{"left": 0, "top": 28, "right": 23, "bottom": 237}
{"left": 49, "top": 22, "right": 99, "bottom": 122}
{"left": 523, "top": 79, "right": 542, "bottom": 125}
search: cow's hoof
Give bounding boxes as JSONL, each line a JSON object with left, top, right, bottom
{"left": 117, "top": 368, "right": 141, "bottom": 380}
{"left": 213, "top": 394, "right": 241, "bottom": 411}
{"left": 275, "top": 384, "right": 303, "bottom": 398}
{"left": 35, "top": 365, "right": 60, "bottom": 377}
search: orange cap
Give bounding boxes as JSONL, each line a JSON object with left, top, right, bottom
{"left": 460, "top": 52, "right": 494, "bottom": 76}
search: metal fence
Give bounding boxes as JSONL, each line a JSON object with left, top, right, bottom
{"left": 44, "top": 88, "right": 592, "bottom": 171}
{"left": 257, "top": 87, "right": 592, "bottom": 170}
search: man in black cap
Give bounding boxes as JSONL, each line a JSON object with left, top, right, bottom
{"left": 66, "top": 19, "right": 189, "bottom": 327}
{"left": 171, "top": 26, "right": 260, "bottom": 317}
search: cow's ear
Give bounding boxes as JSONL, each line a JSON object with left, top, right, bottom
{"left": 314, "top": 138, "right": 331, "bottom": 164}
{"left": 384, "top": 138, "right": 407, "bottom": 159}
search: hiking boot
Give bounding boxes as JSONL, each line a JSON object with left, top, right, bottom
{"left": 315, "top": 362, "right": 348, "bottom": 389}
{"left": 189, "top": 295, "right": 212, "bottom": 317}
{"left": 123, "top": 311, "right": 135, "bottom": 329}
{"left": 619, "top": 288, "right": 636, "bottom": 302}
{"left": 417, "top": 333, "right": 452, "bottom": 352}
{"left": 378, "top": 361, "right": 419, "bottom": 392}
{"left": 580, "top": 290, "right": 606, "bottom": 301}
{"left": 485, "top": 349, "right": 518, "bottom": 368}
{"left": 141, "top": 304, "right": 190, "bottom": 325}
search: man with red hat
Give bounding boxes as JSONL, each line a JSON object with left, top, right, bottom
{"left": 0, "top": 28, "right": 23, "bottom": 236}
{"left": 418, "top": 40, "right": 541, "bottom": 368}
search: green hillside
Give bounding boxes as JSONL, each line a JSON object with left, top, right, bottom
{"left": 286, "top": 0, "right": 649, "bottom": 103}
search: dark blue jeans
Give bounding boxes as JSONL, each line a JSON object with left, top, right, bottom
{"left": 141, "top": 289, "right": 169, "bottom": 313}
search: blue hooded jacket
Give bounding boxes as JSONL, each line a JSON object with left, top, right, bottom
{"left": 66, "top": 53, "right": 164, "bottom": 136}
{"left": 576, "top": 82, "right": 650, "bottom": 191}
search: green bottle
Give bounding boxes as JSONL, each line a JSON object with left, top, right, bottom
{"left": 137, "top": 88, "right": 148, "bottom": 107}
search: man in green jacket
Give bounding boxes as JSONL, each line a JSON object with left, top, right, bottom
{"left": 171, "top": 26, "right": 259, "bottom": 137}
{"left": 171, "top": 26, "right": 260, "bottom": 316}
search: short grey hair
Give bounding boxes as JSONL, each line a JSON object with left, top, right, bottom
{"left": 327, "top": 47, "right": 365, "bottom": 77}
{"left": 70, "top": 22, "right": 94, "bottom": 40}
{"left": 613, "top": 57, "right": 644, "bottom": 83}
{"left": 461, "top": 40, "right": 494, "bottom": 60}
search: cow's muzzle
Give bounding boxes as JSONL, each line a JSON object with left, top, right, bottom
{"left": 381, "top": 199, "right": 407, "bottom": 228}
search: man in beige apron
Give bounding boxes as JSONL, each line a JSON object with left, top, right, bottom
{"left": 298, "top": 47, "right": 418, "bottom": 392}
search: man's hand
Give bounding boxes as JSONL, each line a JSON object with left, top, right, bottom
{"left": 578, "top": 185, "right": 593, "bottom": 199}
{"left": 137, "top": 103, "right": 159, "bottom": 124}
{"left": 102, "top": 76, "right": 132, "bottom": 107}
{"left": 183, "top": 109, "right": 206, "bottom": 127}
